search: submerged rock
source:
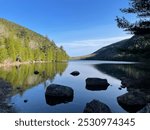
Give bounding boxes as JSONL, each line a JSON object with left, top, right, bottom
{"left": 117, "top": 92, "right": 147, "bottom": 113}
{"left": 85, "top": 78, "right": 109, "bottom": 91}
{"left": 45, "top": 84, "right": 74, "bottom": 106}
{"left": 70, "top": 71, "right": 80, "bottom": 76}
{"left": 84, "top": 99, "right": 111, "bottom": 113}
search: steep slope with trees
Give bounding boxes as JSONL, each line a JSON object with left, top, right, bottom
{"left": 81, "top": 0, "right": 150, "bottom": 61}
{"left": 0, "top": 18, "right": 69, "bottom": 63}
{"left": 81, "top": 34, "right": 150, "bottom": 61}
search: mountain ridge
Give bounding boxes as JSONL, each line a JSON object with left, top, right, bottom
{"left": 79, "top": 34, "right": 150, "bottom": 62}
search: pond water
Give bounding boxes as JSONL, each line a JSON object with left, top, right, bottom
{"left": 0, "top": 60, "right": 149, "bottom": 113}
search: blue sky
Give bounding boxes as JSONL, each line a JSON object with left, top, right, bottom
{"left": 0, "top": 0, "right": 133, "bottom": 56}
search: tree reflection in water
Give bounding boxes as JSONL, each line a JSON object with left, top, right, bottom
{"left": 0, "top": 63, "right": 68, "bottom": 94}
{"left": 93, "top": 63, "right": 150, "bottom": 112}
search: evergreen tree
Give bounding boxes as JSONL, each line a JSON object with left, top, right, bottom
{"left": 116, "top": 0, "right": 150, "bottom": 35}
{"left": 0, "top": 47, "right": 8, "bottom": 62}
{"left": 5, "top": 36, "right": 16, "bottom": 61}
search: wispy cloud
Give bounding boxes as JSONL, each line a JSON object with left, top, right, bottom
{"left": 58, "top": 35, "right": 132, "bottom": 56}
{"left": 60, "top": 35, "right": 132, "bottom": 48}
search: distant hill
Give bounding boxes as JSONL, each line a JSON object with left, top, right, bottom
{"left": 0, "top": 18, "right": 69, "bottom": 63}
{"left": 80, "top": 34, "right": 150, "bottom": 61}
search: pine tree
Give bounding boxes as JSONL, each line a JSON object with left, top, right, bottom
{"left": 116, "top": 0, "right": 150, "bottom": 35}
{"left": 5, "top": 36, "right": 16, "bottom": 61}
{"left": 0, "top": 47, "right": 8, "bottom": 62}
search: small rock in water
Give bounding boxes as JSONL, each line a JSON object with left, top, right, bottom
{"left": 70, "top": 71, "right": 80, "bottom": 76}
{"left": 34, "top": 70, "right": 39, "bottom": 75}
{"left": 24, "top": 100, "right": 28, "bottom": 103}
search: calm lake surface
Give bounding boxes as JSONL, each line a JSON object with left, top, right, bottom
{"left": 0, "top": 60, "right": 149, "bottom": 113}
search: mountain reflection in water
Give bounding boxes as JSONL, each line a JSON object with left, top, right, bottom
{"left": 93, "top": 63, "right": 150, "bottom": 113}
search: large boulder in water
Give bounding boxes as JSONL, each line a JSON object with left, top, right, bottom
{"left": 45, "top": 84, "right": 74, "bottom": 106}
{"left": 84, "top": 100, "right": 111, "bottom": 113}
{"left": 85, "top": 78, "right": 109, "bottom": 91}
{"left": 117, "top": 92, "right": 147, "bottom": 113}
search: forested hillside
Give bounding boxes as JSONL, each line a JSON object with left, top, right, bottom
{"left": 0, "top": 18, "right": 69, "bottom": 63}
{"left": 80, "top": 34, "right": 150, "bottom": 61}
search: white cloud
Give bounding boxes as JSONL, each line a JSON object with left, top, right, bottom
{"left": 58, "top": 35, "right": 132, "bottom": 56}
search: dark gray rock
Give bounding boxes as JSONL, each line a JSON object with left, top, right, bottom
{"left": 138, "top": 103, "right": 150, "bottom": 113}
{"left": 117, "top": 92, "right": 147, "bottom": 113}
{"left": 70, "top": 71, "right": 80, "bottom": 76}
{"left": 84, "top": 100, "right": 111, "bottom": 113}
{"left": 121, "top": 77, "right": 131, "bottom": 88}
{"left": 86, "top": 78, "right": 109, "bottom": 91}
{"left": 45, "top": 84, "right": 74, "bottom": 106}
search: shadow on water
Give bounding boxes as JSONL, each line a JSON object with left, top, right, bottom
{"left": 93, "top": 63, "right": 150, "bottom": 112}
